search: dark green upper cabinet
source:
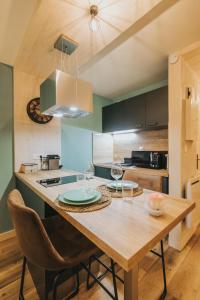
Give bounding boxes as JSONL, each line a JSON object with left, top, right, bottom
{"left": 102, "top": 86, "right": 168, "bottom": 133}
{"left": 102, "top": 95, "right": 145, "bottom": 132}
{"left": 145, "top": 86, "right": 168, "bottom": 128}
{"left": 102, "top": 101, "right": 125, "bottom": 132}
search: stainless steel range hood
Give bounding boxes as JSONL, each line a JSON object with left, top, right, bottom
{"left": 40, "top": 35, "right": 93, "bottom": 118}
{"left": 40, "top": 69, "right": 93, "bottom": 118}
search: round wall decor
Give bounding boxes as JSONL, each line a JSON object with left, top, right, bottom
{"left": 26, "top": 98, "right": 53, "bottom": 124}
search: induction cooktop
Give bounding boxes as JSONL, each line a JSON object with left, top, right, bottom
{"left": 37, "top": 175, "right": 84, "bottom": 188}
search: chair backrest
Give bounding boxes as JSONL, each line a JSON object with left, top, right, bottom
{"left": 7, "top": 189, "right": 66, "bottom": 270}
{"left": 123, "top": 170, "right": 162, "bottom": 192}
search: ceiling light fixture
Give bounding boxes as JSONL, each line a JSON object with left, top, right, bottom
{"left": 89, "top": 5, "right": 99, "bottom": 32}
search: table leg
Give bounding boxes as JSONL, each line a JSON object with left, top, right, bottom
{"left": 124, "top": 264, "right": 139, "bottom": 300}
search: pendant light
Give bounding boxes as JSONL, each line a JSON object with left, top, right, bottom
{"left": 89, "top": 5, "right": 99, "bottom": 32}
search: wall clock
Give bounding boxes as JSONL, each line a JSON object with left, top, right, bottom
{"left": 26, "top": 98, "right": 53, "bottom": 124}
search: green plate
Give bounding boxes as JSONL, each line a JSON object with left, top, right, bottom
{"left": 58, "top": 191, "right": 101, "bottom": 206}
{"left": 63, "top": 188, "right": 98, "bottom": 202}
{"left": 107, "top": 180, "right": 138, "bottom": 190}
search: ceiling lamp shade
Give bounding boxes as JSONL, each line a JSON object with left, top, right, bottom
{"left": 40, "top": 35, "right": 93, "bottom": 118}
{"left": 40, "top": 69, "right": 93, "bottom": 118}
{"left": 89, "top": 5, "right": 99, "bottom": 32}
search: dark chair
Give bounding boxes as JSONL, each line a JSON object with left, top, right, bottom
{"left": 7, "top": 189, "right": 99, "bottom": 300}
{"left": 8, "top": 189, "right": 121, "bottom": 300}
{"left": 123, "top": 169, "right": 162, "bottom": 192}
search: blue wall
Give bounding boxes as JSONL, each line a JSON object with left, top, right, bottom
{"left": 0, "top": 63, "right": 14, "bottom": 233}
{"left": 61, "top": 94, "right": 111, "bottom": 171}
{"left": 61, "top": 125, "right": 92, "bottom": 172}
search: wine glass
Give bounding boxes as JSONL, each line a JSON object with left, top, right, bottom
{"left": 111, "top": 167, "right": 123, "bottom": 193}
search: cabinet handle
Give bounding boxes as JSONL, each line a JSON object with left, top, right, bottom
{"left": 135, "top": 124, "right": 143, "bottom": 128}
{"left": 147, "top": 121, "right": 158, "bottom": 127}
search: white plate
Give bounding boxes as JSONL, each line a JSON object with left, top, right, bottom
{"left": 58, "top": 192, "right": 101, "bottom": 206}
{"left": 63, "top": 188, "right": 98, "bottom": 202}
{"left": 107, "top": 180, "right": 138, "bottom": 190}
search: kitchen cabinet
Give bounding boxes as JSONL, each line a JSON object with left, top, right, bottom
{"left": 94, "top": 166, "right": 113, "bottom": 180}
{"left": 102, "top": 101, "right": 125, "bottom": 132}
{"left": 103, "top": 95, "right": 145, "bottom": 132}
{"left": 102, "top": 86, "right": 168, "bottom": 132}
{"left": 145, "top": 86, "right": 168, "bottom": 128}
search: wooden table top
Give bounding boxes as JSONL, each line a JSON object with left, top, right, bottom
{"left": 16, "top": 170, "right": 194, "bottom": 272}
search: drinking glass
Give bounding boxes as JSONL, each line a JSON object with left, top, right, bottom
{"left": 122, "top": 183, "right": 134, "bottom": 200}
{"left": 76, "top": 174, "right": 85, "bottom": 182}
{"left": 111, "top": 167, "right": 123, "bottom": 193}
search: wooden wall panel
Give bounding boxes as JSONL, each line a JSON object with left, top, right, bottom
{"left": 14, "top": 69, "right": 61, "bottom": 171}
{"left": 113, "top": 129, "right": 168, "bottom": 161}
{"left": 93, "top": 133, "right": 113, "bottom": 164}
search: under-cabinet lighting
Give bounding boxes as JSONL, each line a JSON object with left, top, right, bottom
{"left": 112, "top": 129, "right": 137, "bottom": 135}
{"left": 53, "top": 113, "right": 63, "bottom": 118}
{"left": 69, "top": 106, "right": 78, "bottom": 112}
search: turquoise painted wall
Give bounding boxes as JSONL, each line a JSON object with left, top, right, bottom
{"left": 61, "top": 94, "right": 111, "bottom": 171}
{"left": 113, "top": 79, "right": 168, "bottom": 102}
{"left": 0, "top": 63, "right": 14, "bottom": 233}
{"left": 61, "top": 94, "right": 112, "bottom": 132}
{"left": 61, "top": 125, "right": 92, "bottom": 172}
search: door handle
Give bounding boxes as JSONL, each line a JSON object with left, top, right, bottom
{"left": 135, "top": 123, "right": 143, "bottom": 128}
{"left": 196, "top": 154, "right": 200, "bottom": 170}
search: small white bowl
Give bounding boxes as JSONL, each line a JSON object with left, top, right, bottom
{"left": 145, "top": 203, "right": 164, "bottom": 216}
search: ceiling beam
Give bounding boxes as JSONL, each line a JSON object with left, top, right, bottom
{"left": 80, "top": 0, "right": 180, "bottom": 73}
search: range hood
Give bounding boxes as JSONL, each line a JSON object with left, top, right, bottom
{"left": 40, "top": 69, "right": 93, "bottom": 118}
{"left": 40, "top": 35, "right": 93, "bottom": 118}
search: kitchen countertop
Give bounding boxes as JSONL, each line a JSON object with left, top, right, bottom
{"left": 15, "top": 169, "right": 193, "bottom": 271}
{"left": 94, "top": 163, "right": 169, "bottom": 177}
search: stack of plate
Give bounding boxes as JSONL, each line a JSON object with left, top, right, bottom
{"left": 58, "top": 188, "right": 101, "bottom": 206}
{"left": 107, "top": 180, "right": 138, "bottom": 190}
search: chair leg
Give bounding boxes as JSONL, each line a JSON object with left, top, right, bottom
{"left": 111, "top": 259, "right": 118, "bottom": 300}
{"left": 82, "top": 262, "right": 118, "bottom": 300}
{"left": 19, "top": 257, "right": 26, "bottom": 300}
{"left": 66, "top": 269, "right": 80, "bottom": 300}
{"left": 87, "top": 256, "right": 93, "bottom": 289}
{"left": 160, "top": 240, "right": 167, "bottom": 300}
{"left": 52, "top": 267, "right": 80, "bottom": 300}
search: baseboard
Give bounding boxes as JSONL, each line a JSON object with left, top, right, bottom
{"left": 0, "top": 229, "right": 15, "bottom": 242}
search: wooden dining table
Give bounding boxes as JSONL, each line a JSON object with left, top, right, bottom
{"left": 16, "top": 170, "right": 195, "bottom": 300}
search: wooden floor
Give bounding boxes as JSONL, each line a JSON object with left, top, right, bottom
{"left": 0, "top": 227, "right": 200, "bottom": 300}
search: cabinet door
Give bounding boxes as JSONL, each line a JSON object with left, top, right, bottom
{"left": 94, "top": 166, "right": 113, "bottom": 180}
{"left": 145, "top": 86, "right": 168, "bottom": 128}
{"left": 123, "top": 95, "right": 146, "bottom": 130}
{"left": 102, "top": 101, "right": 125, "bottom": 133}
{"left": 102, "top": 96, "right": 145, "bottom": 133}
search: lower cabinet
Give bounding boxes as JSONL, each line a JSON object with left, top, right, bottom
{"left": 94, "top": 166, "right": 113, "bottom": 180}
{"left": 162, "top": 177, "right": 169, "bottom": 194}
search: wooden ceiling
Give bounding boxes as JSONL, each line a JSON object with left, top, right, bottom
{"left": 183, "top": 43, "right": 200, "bottom": 78}
{"left": 0, "top": 0, "right": 39, "bottom": 65}
{"left": 80, "top": 0, "right": 200, "bottom": 98}
{"left": 14, "top": 0, "right": 161, "bottom": 79}
{"left": 1, "top": 0, "right": 200, "bottom": 98}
